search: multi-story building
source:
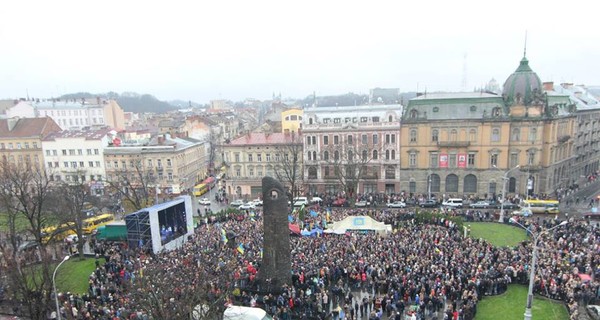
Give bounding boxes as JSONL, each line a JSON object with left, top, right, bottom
{"left": 35, "top": 98, "right": 125, "bottom": 131}
{"left": 0, "top": 99, "right": 36, "bottom": 119}
{"left": 103, "top": 134, "right": 206, "bottom": 195}
{"left": 281, "top": 108, "right": 303, "bottom": 134}
{"left": 302, "top": 104, "right": 402, "bottom": 195}
{"left": 222, "top": 132, "right": 302, "bottom": 199}
{"left": 399, "top": 55, "right": 577, "bottom": 198}
{"left": 549, "top": 82, "right": 600, "bottom": 186}
{"left": 42, "top": 128, "right": 112, "bottom": 193}
{"left": 0, "top": 117, "right": 62, "bottom": 170}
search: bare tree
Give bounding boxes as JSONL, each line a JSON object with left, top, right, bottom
{"left": 0, "top": 160, "right": 58, "bottom": 320}
{"left": 273, "top": 132, "right": 304, "bottom": 210}
{"left": 105, "top": 160, "right": 156, "bottom": 212}
{"left": 322, "top": 137, "right": 382, "bottom": 204}
{"left": 126, "top": 244, "right": 238, "bottom": 320}
{"left": 47, "top": 172, "right": 92, "bottom": 260}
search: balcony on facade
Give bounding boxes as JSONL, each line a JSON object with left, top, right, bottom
{"left": 436, "top": 141, "right": 471, "bottom": 148}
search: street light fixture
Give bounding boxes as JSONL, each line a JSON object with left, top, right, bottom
{"left": 52, "top": 255, "right": 70, "bottom": 320}
{"left": 509, "top": 218, "right": 568, "bottom": 320}
{"left": 499, "top": 165, "right": 520, "bottom": 223}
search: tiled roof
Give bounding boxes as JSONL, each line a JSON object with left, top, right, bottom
{"left": 229, "top": 132, "right": 299, "bottom": 145}
{"left": 0, "top": 117, "right": 59, "bottom": 138}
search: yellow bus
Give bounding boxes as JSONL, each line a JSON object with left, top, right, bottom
{"left": 193, "top": 183, "right": 209, "bottom": 197}
{"left": 521, "top": 199, "right": 560, "bottom": 214}
{"left": 82, "top": 213, "right": 115, "bottom": 234}
{"left": 41, "top": 223, "right": 75, "bottom": 244}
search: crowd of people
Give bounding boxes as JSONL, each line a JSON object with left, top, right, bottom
{"left": 49, "top": 201, "right": 600, "bottom": 320}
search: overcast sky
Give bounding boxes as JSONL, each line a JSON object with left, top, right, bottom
{"left": 1, "top": 0, "right": 598, "bottom": 104}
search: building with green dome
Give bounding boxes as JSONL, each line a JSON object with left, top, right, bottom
{"left": 399, "top": 54, "right": 580, "bottom": 200}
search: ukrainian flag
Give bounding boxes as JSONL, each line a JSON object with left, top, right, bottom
{"left": 237, "top": 243, "right": 245, "bottom": 254}
{"left": 221, "top": 228, "right": 228, "bottom": 244}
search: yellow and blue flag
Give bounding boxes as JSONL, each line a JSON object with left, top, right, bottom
{"left": 237, "top": 243, "right": 245, "bottom": 254}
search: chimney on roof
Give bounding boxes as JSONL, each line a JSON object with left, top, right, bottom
{"left": 543, "top": 82, "right": 554, "bottom": 91}
{"left": 7, "top": 117, "right": 19, "bottom": 131}
{"left": 158, "top": 135, "right": 165, "bottom": 145}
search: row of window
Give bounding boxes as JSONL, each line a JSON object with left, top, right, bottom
{"left": 306, "top": 133, "right": 396, "bottom": 146}
{"left": 2, "top": 154, "right": 39, "bottom": 163}
{"left": 406, "top": 152, "right": 537, "bottom": 168}
{"left": 0, "top": 142, "right": 38, "bottom": 149}
{"left": 47, "top": 161, "right": 102, "bottom": 168}
{"left": 43, "top": 109, "right": 101, "bottom": 117}
{"left": 233, "top": 153, "right": 286, "bottom": 163}
{"left": 55, "top": 117, "right": 103, "bottom": 127}
{"left": 105, "top": 158, "right": 172, "bottom": 169}
{"left": 409, "top": 128, "right": 539, "bottom": 143}
{"left": 45, "top": 148, "right": 100, "bottom": 156}
{"left": 309, "top": 115, "right": 394, "bottom": 125}
{"left": 307, "top": 149, "right": 397, "bottom": 161}
{"left": 307, "top": 166, "right": 397, "bottom": 179}
{"left": 50, "top": 174, "right": 103, "bottom": 183}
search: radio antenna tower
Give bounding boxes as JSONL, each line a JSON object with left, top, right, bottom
{"left": 461, "top": 53, "right": 468, "bottom": 92}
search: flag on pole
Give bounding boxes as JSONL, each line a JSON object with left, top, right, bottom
{"left": 221, "top": 228, "right": 228, "bottom": 244}
{"left": 237, "top": 243, "right": 245, "bottom": 254}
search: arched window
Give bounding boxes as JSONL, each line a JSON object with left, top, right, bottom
{"left": 491, "top": 128, "right": 500, "bottom": 142}
{"left": 463, "top": 174, "right": 477, "bottom": 193}
{"left": 388, "top": 115, "right": 393, "bottom": 122}
{"left": 430, "top": 174, "right": 440, "bottom": 192}
{"left": 391, "top": 150, "right": 396, "bottom": 160}
{"left": 312, "top": 151, "right": 317, "bottom": 161}
{"left": 432, "top": 129, "right": 439, "bottom": 142}
{"left": 307, "top": 152, "right": 312, "bottom": 161}
{"left": 386, "top": 150, "right": 390, "bottom": 160}
{"left": 362, "top": 150, "right": 368, "bottom": 161}
{"left": 323, "top": 151, "right": 329, "bottom": 161}
{"left": 511, "top": 128, "right": 520, "bottom": 141}
{"left": 410, "top": 109, "right": 418, "bottom": 118}
{"left": 445, "top": 174, "right": 458, "bottom": 192}
{"left": 309, "top": 118, "right": 313, "bottom": 125}
{"left": 334, "top": 151, "right": 340, "bottom": 161}
{"left": 450, "top": 129, "right": 457, "bottom": 141}
{"left": 308, "top": 167, "right": 317, "bottom": 179}
{"left": 508, "top": 177, "right": 517, "bottom": 193}
{"left": 410, "top": 130, "right": 417, "bottom": 142}
{"left": 492, "top": 107, "right": 501, "bottom": 117}
{"left": 529, "top": 128, "right": 537, "bottom": 141}
{"left": 348, "top": 150, "right": 353, "bottom": 160}
{"left": 469, "top": 129, "right": 477, "bottom": 142}
{"left": 373, "top": 150, "right": 378, "bottom": 160}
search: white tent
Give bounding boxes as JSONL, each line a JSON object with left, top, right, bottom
{"left": 328, "top": 215, "right": 392, "bottom": 234}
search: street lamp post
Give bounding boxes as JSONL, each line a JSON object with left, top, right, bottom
{"left": 53, "top": 255, "right": 70, "bottom": 320}
{"left": 499, "top": 165, "right": 520, "bottom": 223}
{"left": 509, "top": 218, "right": 568, "bottom": 320}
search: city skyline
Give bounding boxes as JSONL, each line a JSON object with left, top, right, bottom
{"left": 1, "top": 0, "right": 598, "bottom": 104}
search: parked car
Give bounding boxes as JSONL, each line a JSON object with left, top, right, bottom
{"left": 387, "top": 201, "right": 407, "bottom": 208}
{"left": 469, "top": 201, "right": 490, "bottom": 209}
{"left": 493, "top": 201, "right": 520, "bottom": 210}
{"left": 230, "top": 199, "right": 244, "bottom": 207}
{"left": 512, "top": 208, "right": 532, "bottom": 217}
{"left": 419, "top": 200, "right": 438, "bottom": 208}
{"left": 355, "top": 200, "right": 370, "bottom": 208}
{"left": 251, "top": 199, "right": 263, "bottom": 207}
{"left": 239, "top": 202, "right": 256, "bottom": 210}
{"left": 198, "top": 198, "right": 211, "bottom": 206}
{"left": 292, "top": 197, "right": 309, "bottom": 207}
{"left": 441, "top": 198, "right": 464, "bottom": 208}
{"left": 332, "top": 198, "right": 349, "bottom": 207}
{"left": 310, "top": 197, "right": 323, "bottom": 204}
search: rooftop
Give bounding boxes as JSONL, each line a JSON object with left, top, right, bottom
{"left": 43, "top": 128, "right": 113, "bottom": 141}
{"left": 0, "top": 117, "right": 58, "bottom": 138}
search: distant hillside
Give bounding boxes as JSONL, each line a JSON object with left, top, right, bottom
{"left": 60, "top": 92, "right": 177, "bottom": 113}
{"left": 168, "top": 99, "right": 203, "bottom": 109}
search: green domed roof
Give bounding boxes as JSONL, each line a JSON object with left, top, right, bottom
{"left": 502, "top": 56, "right": 542, "bottom": 106}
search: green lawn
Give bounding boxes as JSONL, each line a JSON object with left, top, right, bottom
{"left": 0, "top": 212, "right": 31, "bottom": 233}
{"left": 54, "top": 257, "right": 97, "bottom": 294}
{"left": 476, "top": 284, "right": 569, "bottom": 320}
{"left": 467, "top": 222, "right": 527, "bottom": 247}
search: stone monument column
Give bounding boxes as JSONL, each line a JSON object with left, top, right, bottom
{"left": 258, "top": 176, "right": 291, "bottom": 290}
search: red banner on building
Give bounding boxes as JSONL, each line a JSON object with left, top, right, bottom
{"left": 458, "top": 153, "right": 467, "bottom": 168}
{"left": 439, "top": 153, "right": 448, "bottom": 168}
